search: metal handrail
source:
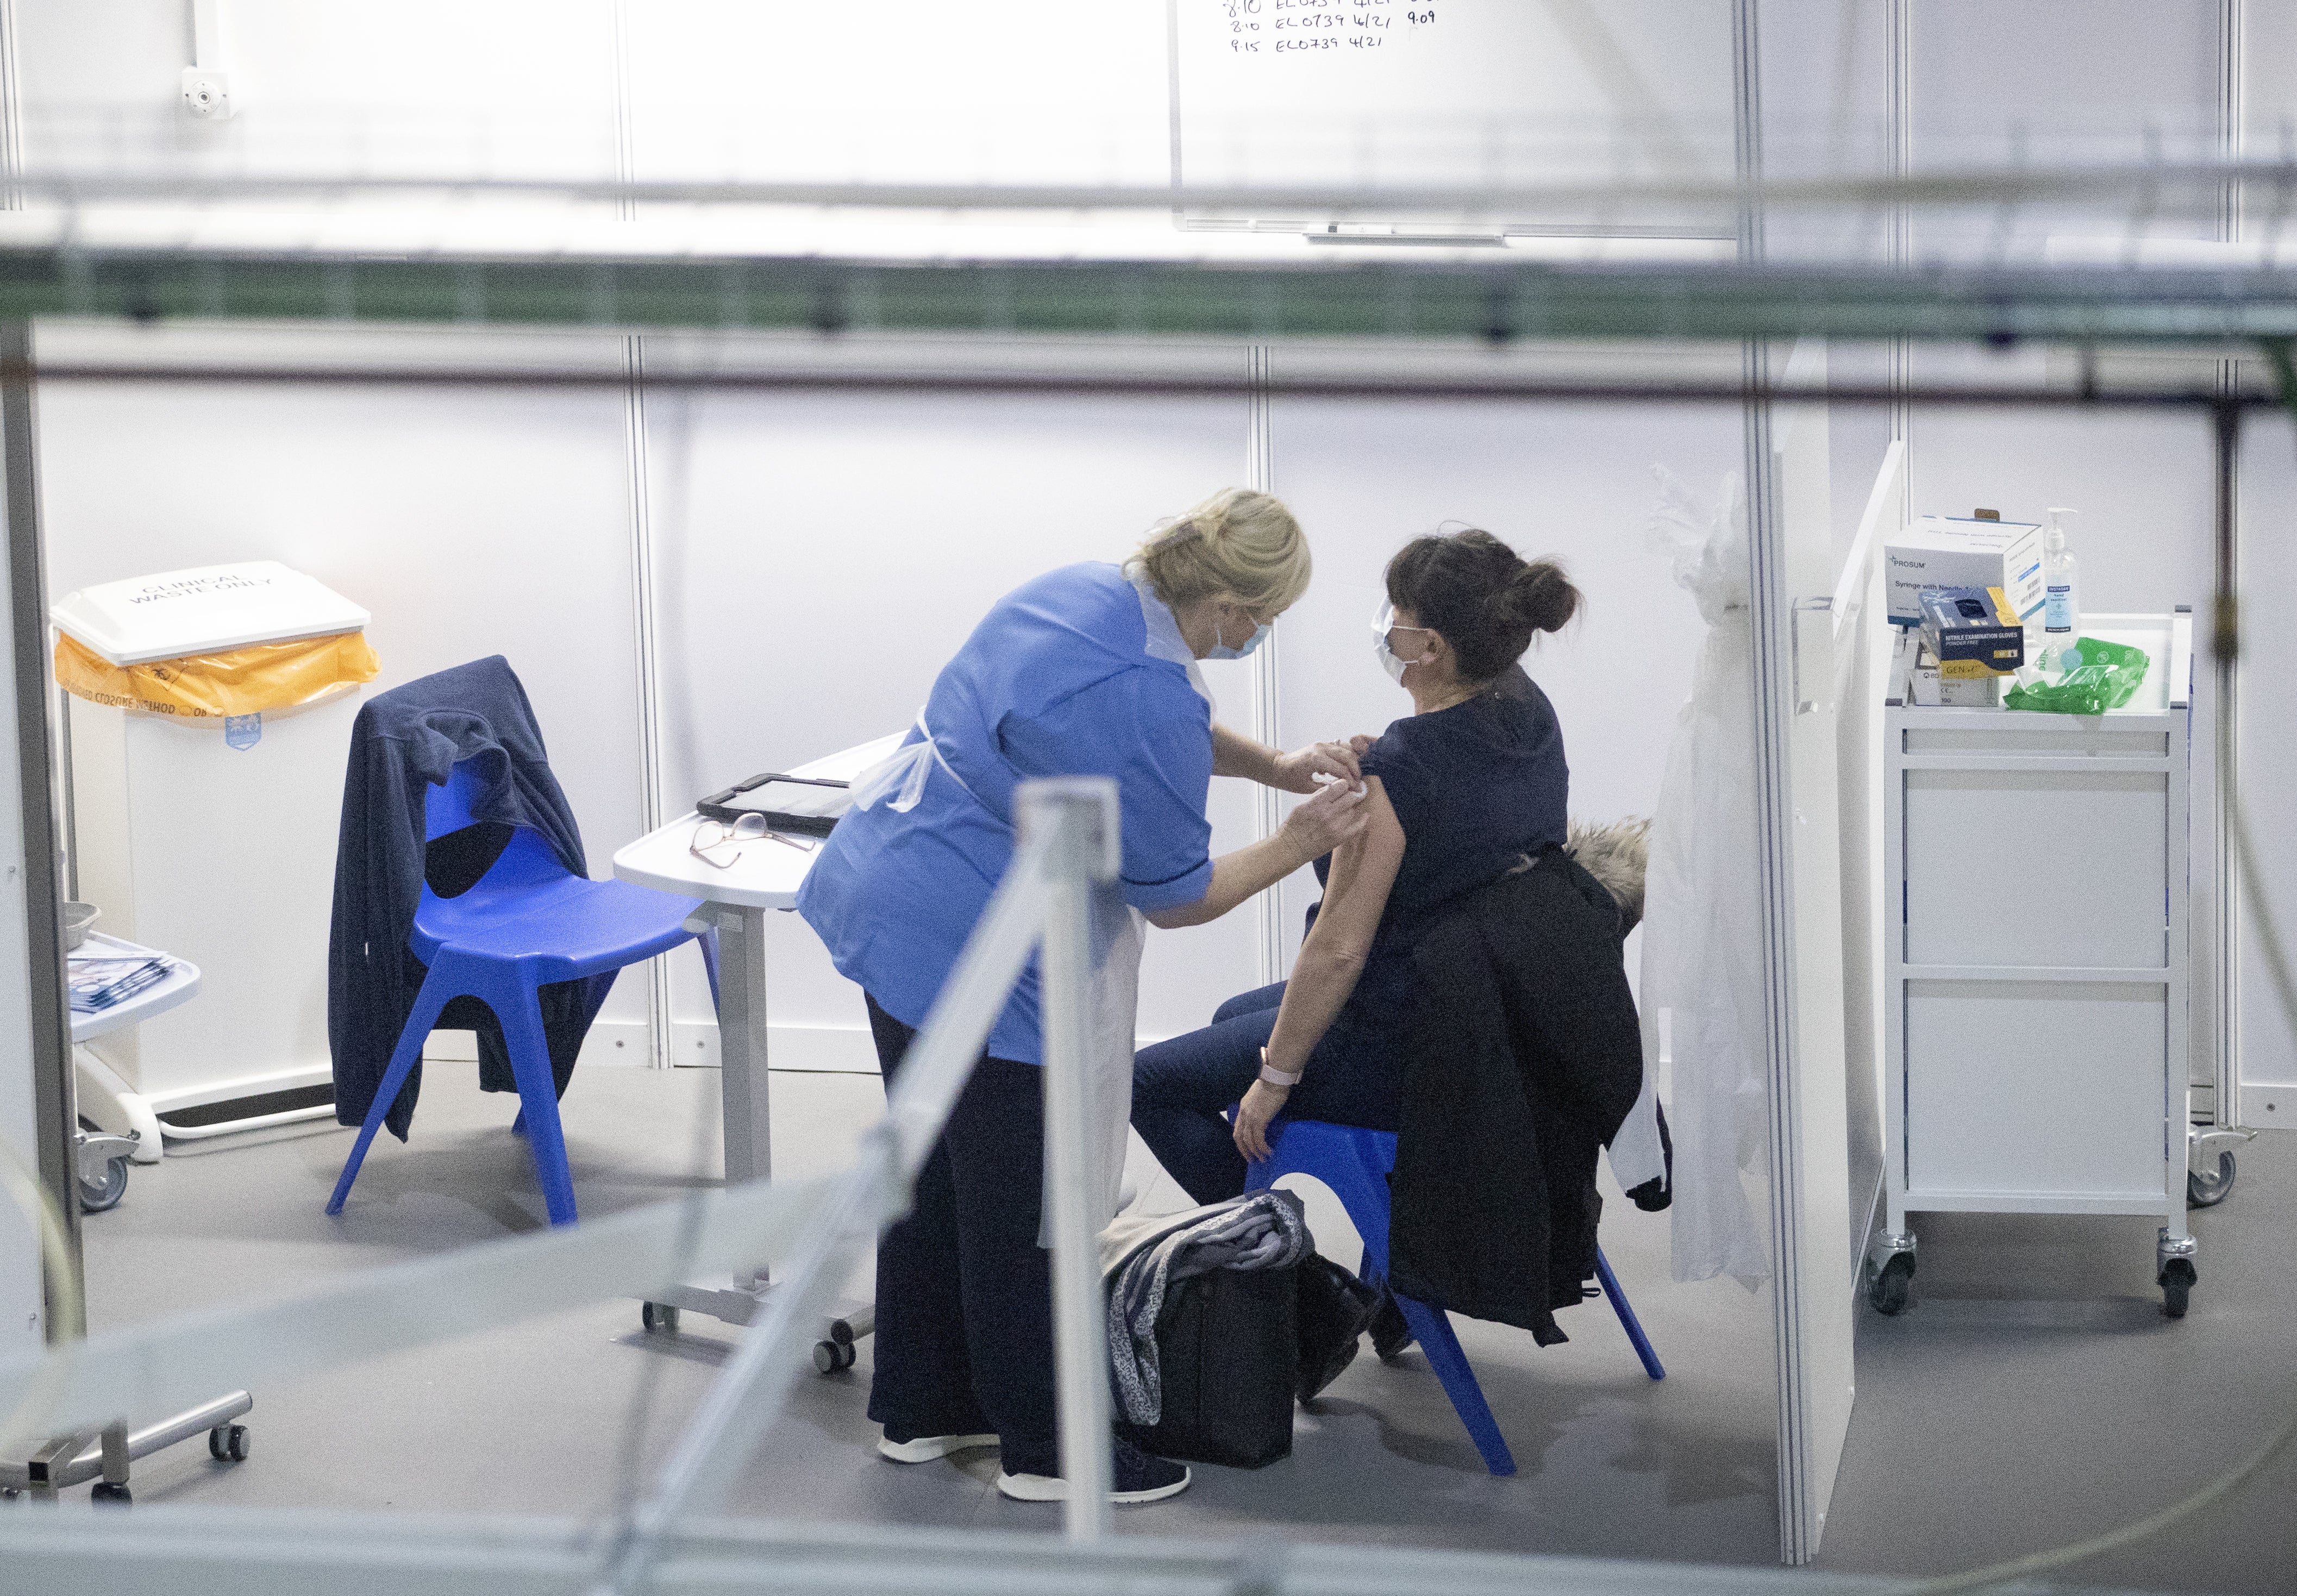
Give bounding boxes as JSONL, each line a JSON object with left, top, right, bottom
{"left": 0, "top": 776, "right": 1128, "bottom": 1563}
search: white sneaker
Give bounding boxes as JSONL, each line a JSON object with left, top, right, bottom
{"left": 996, "top": 1439, "right": 1191, "bottom": 1505}
{"left": 878, "top": 1430, "right": 999, "bottom": 1463}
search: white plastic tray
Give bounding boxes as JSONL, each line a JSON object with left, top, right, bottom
{"left": 69, "top": 931, "right": 203, "bottom": 1045}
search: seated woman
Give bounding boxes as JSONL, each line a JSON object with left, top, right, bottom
{"left": 1131, "top": 528, "right": 1581, "bottom": 1204}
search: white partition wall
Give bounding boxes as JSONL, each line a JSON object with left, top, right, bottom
{"left": 2238, "top": 0, "right": 2297, "bottom": 1126}
{"left": 1756, "top": 343, "right": 1856, "bottom": 1560}
{"left": 2236, "top": 417, "right": 2297, "bottom": 1125}
{"left": 642, "top": 375, "right": 1263, "bottom": 1064}
{"left": 13, "top": 0, "right": 626, "bottom": 181}
{"left": 1263, "top": 393, "right": 1745, "bottom": 979}
{"left": 623, "top": 2, "right": 1170, "bottom": 188}
{"left": 34, "top": 326, "right": 655, "bottom": 1108}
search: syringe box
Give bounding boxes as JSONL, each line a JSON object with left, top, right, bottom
{"left": 1887, "top": 516, "right": 2045, "bottom": 629}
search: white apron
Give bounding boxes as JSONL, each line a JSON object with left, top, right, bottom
{"left": 846, "top": 557, "right": 1203, "bottom": 1236}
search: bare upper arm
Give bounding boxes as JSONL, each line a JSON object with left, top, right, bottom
{"left": 1301, "top": 777, "right": 1404, "bottom": 963}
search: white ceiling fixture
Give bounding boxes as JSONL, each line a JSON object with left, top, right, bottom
{"left": 180, "top": 0, "right": 233, "bottom": 120}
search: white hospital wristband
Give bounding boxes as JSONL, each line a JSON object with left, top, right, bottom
{"left": 1257, "top": 1048, "right": 1301, "bottom": 1088}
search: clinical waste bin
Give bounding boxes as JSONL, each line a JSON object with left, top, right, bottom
{"left": 52, "top": 562, "right": 378, "bottom": 1155}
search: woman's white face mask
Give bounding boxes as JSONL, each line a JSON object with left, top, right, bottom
{"left": 1370, "top": 603, "right": 1434, "bottom": 685}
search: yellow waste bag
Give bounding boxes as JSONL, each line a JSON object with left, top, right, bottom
{"left": 54, "top": 630, "right": 380, "bottom": 720}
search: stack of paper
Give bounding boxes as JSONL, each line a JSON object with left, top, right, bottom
{"left": 68, "top": 954, "right": 172, "bottom": 1015}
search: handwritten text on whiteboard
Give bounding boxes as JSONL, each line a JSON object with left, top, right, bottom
{"left": 1215, "top": 0, "right": 1441, "bottom": 58}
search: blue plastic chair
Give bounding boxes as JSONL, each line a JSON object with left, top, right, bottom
{"left": 1245, "top": 1118, "right": 1665, "bottom": 1478}
{"left": 327, "top": 759, "right": 710, "bottom": 1226}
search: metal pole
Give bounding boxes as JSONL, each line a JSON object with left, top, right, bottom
{"left": 2213, "top": 399, "right": 2240, "bottom": 1143}
{"left": 0, "top": 318, "right": 77, "bottom": 1310}
{"left": 2214, "top": 1, "right": 2245, "bottom": 1130}
{"left": 621, "top": 334, "right": 673, "bottom": 1072}
{"left": 1245, "top": 345, "right": 1286, "bottom": 991}
{"left": 1018, "top": 777, "right": 1119, "bottom": 1543}
{"left": 606, "top": 825, "right": 1062, "bottom": 1589}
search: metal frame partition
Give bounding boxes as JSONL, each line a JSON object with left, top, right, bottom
{"left": 0, "top": 166, "right": 2293, "bottom": 1586}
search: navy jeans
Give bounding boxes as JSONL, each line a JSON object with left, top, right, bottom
{"left": 1131, "top": 981, "right": 1400, "bottom": 1206}
{"left": 863, "top": 993, "right": 1061, "bottom": 1478}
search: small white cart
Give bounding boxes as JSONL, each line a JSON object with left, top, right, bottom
{"left": 1870, "top": 611, "right": 2201, "bottom": 1318}
{"left": 0, "top": 937, "right": 252, "bottom": 1506}
{"left": 67, "top": 931, "right": 202, "bottom": 1206}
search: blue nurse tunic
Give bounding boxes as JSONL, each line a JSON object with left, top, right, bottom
{"left": 797, "top": 561, "right": 1217, "bottom": 1065}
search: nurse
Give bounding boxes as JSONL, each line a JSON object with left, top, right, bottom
{"left": 797, "top": 487, "right": 1367, "bottom": 1506}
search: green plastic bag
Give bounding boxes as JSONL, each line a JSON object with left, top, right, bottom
{"left": 2002, "top": 637, "right": 2150, "bottom": 716}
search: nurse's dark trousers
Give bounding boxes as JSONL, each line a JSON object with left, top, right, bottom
{"left": 862, "top": 993, "right": 1060, "bottom": 1478}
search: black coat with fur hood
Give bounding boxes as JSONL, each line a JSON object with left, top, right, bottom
{"left": 1385, "top": 847, "right": 1647, "bottom": 1342}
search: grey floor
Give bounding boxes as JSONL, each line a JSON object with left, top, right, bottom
{"left": 73, "top": 1063, "right": 1779, "bottom": 1564}
{"left": 1816, "top": 1134, "right": 2297, "bottom": 1596}
{"left": 65, "top": 1063, "right": 2295, "bottom": 1590}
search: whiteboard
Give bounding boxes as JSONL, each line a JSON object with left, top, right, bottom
{"left": 1168, "top": 0, "right": 1739, "bottom": 234}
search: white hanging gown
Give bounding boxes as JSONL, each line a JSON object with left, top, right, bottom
{"left": 1641, "top": 467, "right": 1772, "bottom": 1289}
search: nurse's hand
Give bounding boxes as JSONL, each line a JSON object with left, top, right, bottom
{"left": 1234, "top": 1079, "right": 1290, "bottom": 1164}
{"left": 1279, "top": 775, "right": 1369, "bottom": 864}
{"left": 1272, "top": 740, "right": 1362, "bottom": 794}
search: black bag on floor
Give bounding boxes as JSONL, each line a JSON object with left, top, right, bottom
{"left": 1295, "top": 1252, "right": 1381, "bottom": 1401}
{"left": 1117, "top": 1263, "right": 1299, "bottom": 1469}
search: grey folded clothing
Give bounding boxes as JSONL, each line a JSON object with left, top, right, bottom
{"left": 1100, "top": 1190, "right": 1312, "bottom": 1427}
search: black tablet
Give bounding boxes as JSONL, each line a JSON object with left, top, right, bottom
{"left": 695, "top": 772, "right": 851, "bottom": 837}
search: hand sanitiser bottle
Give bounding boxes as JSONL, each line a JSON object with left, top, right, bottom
{"left": 2042, "top": 507, "right": 2080, "bottom": 637}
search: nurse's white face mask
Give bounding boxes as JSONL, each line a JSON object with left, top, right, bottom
{"left": 1205, "top": 603, "right": 1272, "bottom": 661}
{"left": 1371, "top": 603, "right": 1435, "bottom": 685}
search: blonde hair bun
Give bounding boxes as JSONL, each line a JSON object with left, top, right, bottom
{"left": 1134, "top": 488, "right": 1311, "bottom": 616}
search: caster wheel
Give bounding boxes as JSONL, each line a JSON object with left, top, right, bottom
{"left": 1868, "top": 1253, "right": 1914, "bottom": 1316}
{"left": 2161, "top": 1256, "right": 2196, "bottom": 1318}
{"left": 90, "top": 1482, "right": 131, "bottom": 1506}
{"left": 78, "top": 1157, "right": 128, "bottom": 1215}
{"left": 641, "top": 1301, "right": 680, "bottom": 1334}
{"left": 2188, "top": 1151, "right": 2236, "bottom": 1209}
{"left": 209, "top": 1424, "right": 250, "bottom": 1462}
{"left": 813, "top": 1339, "right": 857, "bottom": 1374}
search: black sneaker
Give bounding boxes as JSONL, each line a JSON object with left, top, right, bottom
{"left": 996, "top": 1437, "right": 1191, "bottom": 1505}
{"left": 1370, "top": 1286, "right": 1416, "bottom": 1362}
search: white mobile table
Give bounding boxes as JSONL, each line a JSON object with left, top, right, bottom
{"left": 612, "top": 734, "right": 899, "bottom": 1359}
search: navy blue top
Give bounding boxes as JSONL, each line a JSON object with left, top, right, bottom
{"left": 1311, "top": 663, "right": 1569, "bottom": 1068}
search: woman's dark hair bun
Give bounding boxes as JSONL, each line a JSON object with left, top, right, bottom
{"left": 1505, "top": 558, "right": 1578, "bottom": 635}
{"left": 1384, "top": 527, "right": 1581, "bottom": 683}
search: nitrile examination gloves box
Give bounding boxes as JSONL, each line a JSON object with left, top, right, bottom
{"left": 1918, "top": 586, "right": 2025, "bottom": 678}
{"left": 1886, "top": 516, "right": 2045, "bottom": 629}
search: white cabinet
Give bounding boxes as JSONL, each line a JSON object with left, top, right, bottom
{"left": 68, "top": 697, "right": 355, "bottom": 1149}
{"left": 1872, "top": 612, "right": 2198, "bottom": 1317}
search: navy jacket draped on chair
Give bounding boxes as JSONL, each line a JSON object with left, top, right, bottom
{"left": 327, "top": 655, "right": 612, "bottom": 1140}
